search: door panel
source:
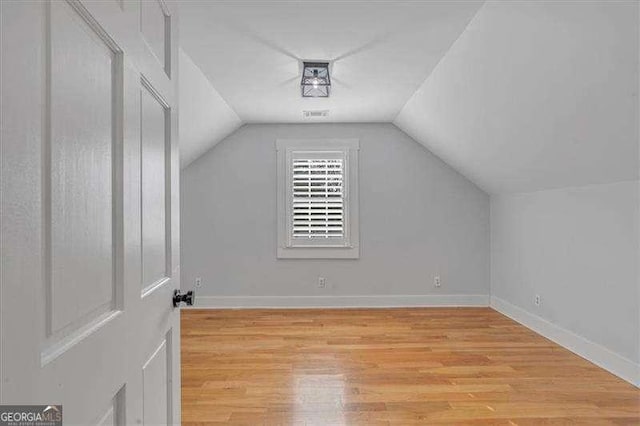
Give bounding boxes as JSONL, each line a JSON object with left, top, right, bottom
{"left": 48, "top": 0, "right": 121, "bottom": 345}
{"left": 142, "top": 335, "right": 171, "bottom": 426}
{"left": 94, "top": 387, "right": 125, "bottom": 426}
{"left": 96, "top": 407, "right": 116, "bottom": 426}
{"left": 140, "top": 0, "right": 169, "bottom": 75}
{"left": 0, "top": 0, "right": 180, "bottom": 424}
{"left": 141, "top": 80, "right": 169, "bottom": 292}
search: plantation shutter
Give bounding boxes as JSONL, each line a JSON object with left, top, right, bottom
{"left": 292, "top": 158, "right": 344, "bottom": 239}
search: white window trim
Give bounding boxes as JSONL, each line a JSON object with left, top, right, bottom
{"left": 277, "top": 138, "right": 360, "bottom": 259}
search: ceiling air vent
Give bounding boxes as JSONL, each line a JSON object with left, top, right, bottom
{"left": 303, "top": 110, "right": 329, "bottom": 119}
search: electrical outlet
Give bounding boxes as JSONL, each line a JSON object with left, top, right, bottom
{"left": 318, "top": 277, "right": 326, "bottom": 289}
{"left": 434, "top": 276, "right": 441, "bottom": 288}
{"left": 195, "top": 277, "right": 202, "bottom": 288}
{"left": 534, "top": 294, "right": 541, "bottom": 306}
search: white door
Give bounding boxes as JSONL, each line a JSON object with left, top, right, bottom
{"left": 0, "top": 0, "right": 181, "bottom": 424}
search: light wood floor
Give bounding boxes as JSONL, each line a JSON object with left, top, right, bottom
{"left": 182, "top": 308, "right": 639, "bottom": 425}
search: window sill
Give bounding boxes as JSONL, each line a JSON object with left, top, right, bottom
{"left": 277, "top": 246, "right": 360, "bottom": 259}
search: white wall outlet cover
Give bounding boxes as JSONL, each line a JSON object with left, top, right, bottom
{"left": 434, "top": 276, "right": 441, "bottom": 287}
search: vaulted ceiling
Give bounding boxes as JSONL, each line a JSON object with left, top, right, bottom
{"left": 179, "top": 0, "right": 483, "bottom": 123}
{"left": 395, "top": 0, "right": 639, "bottom": 193}
{"left": 179, "top": 1, "right": 639, "bottom": 194}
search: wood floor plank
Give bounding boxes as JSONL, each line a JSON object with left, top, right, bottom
{"left": 181, "top": 308, "right": 639, "bottom": 425}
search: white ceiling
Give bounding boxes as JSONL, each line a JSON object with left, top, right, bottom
{"left": 179, "top": 0, "right": 483, "bottom": 123}
{"left": 179, "top": 1, "right": 639, "bottom": 195}
{"left": 179, "top": 49, "right": 241, "bottom": 168}
{"left": 395, "top": 0, "right": 639, "bottom": 194}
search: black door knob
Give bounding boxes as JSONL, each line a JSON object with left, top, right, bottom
{"left": 173, "top": 290, "right": 194, "bottom": 307}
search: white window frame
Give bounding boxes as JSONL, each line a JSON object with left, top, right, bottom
{"left": 277, "top": 138, "right": 360, "bottom": 259}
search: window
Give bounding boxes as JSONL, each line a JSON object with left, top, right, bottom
{"left": 277, "top": 139, "right": 359, "bottom": 258}
{"left": 292, "top": 157, "right": 344, "bottom": 240}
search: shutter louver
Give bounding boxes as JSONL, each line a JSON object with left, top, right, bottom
{"left": 292, "top": 158, "right": 344, "bottom": 239}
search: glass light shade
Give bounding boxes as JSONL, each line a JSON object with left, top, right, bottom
{"left": 301, "top": 62, "right": 330, "bottom": 97}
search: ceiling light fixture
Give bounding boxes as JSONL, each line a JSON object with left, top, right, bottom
{"left": 301, "top": 62, "right": 330, "bottom": 98}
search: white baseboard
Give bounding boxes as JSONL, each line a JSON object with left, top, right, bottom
{"left": 491, "top": 296, "right": 640, "bottom": 388}
{"left": 190, "top": 294, "right": 489, "bottom": 309}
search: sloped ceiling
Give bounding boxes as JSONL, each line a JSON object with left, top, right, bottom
{"left": 179, "top": 1, "right": 483, "bottom": 123}
{"left": 179, "top": 49, "right": 241, "bottom": 168}
{"left": 395, "top": 0, "right": 639, "bottom": 194}
{"left": 179, "top": 1, "right": 639, "bottom": 195}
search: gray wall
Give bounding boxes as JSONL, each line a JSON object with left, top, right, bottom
{"left": 491, "top": 180, "right": 640, "bottom": 363}
{"left": 181, "top": 123, "right": 489, "bottom": 303}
